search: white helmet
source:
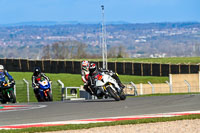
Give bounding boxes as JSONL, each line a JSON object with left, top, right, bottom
{"left": 0, "top": 65, "right": 4, "bottom": 70}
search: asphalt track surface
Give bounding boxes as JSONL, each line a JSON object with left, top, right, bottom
{"left": 0, "top": 94, "right": 200, "bottom": 126}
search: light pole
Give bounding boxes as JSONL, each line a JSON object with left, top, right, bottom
{"left": 101, "top": 5, "right": 107, "bottom": 69}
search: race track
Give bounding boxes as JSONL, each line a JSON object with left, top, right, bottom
{"left": 0, "top": 94, "right": 200, "bottom": 126}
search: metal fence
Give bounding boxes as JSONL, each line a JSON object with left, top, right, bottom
{"left": 14, "top": 80, "right": 62, "bottom": 103}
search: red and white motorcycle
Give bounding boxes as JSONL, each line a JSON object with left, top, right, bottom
{"left": 93, "top": 72, "right": 126, "bottom": 101}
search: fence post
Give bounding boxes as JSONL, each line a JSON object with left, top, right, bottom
{"left": 141, "top": 63, "right": 143, "bottom": 76}
{"left": 184, "top": 80, "right": 191, "bottom": 93}
{"left": 23, "top": 78, "right": 30, "bottom": 103}
{"left": 130, "top": 82, "right": 138, "bottom": 96}
{"left": 148, "top": 81, "right": 155, "bottom": 94}
{"left": 57, "top": 80, "right": 65, "bottom": 101}
{"left": 140, "top": 83, "right": 143, "bottom": 95}
{"left": 132, "top": 62, "right": 134, "bottom": 75}
{"left": 166, "top": 81, "right": 173, "bottom": 93}
{"left": 14, "top": 85, "right": 16, "bottom": 97}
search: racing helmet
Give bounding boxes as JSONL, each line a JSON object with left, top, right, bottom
{"left": 89, "top": 63, "right": 97, "bottom": 74}
{"left": 0, "top": 65, "right": 4, "bottom": 70}
{"left": 82, "top": 60, "right": 89, "bottom": 71}
{"left": 33, "top": 67, "right": 41, "bottom": 76}
{"left": 0, "top": 65, "right": 4, "bottom": 72}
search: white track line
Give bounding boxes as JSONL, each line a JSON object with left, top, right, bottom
{"left": 1, "top": 110, "right": 200, "bottom": 129}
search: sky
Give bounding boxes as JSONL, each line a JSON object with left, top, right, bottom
{"left": 0, "top": 0, "right": 199, "bottom": 24}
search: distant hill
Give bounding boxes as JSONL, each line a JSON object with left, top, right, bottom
{"left": 0, "top": 21, "right": 132, "bottom": 27}
{"left": 0, "top": 22, "right": 200, "bottom": 59}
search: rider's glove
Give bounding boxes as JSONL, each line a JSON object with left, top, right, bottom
{"left": 9, "top": 79, "right": 15, "bottom": 85}
{"left": 84, "top": 81, "right": 88, "bottom": 86}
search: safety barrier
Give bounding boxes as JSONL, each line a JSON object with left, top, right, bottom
{"left": 0, "top": 58, "right": 200, "bottom": 76}
{"left": 125, "top": 73, "right": 200, "bottom": 95}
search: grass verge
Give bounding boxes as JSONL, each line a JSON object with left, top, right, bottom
{"left": 1, "top": 114, "right": 200, "bottom": 133}
{"left": 8, "top": 72, "right": 168, "bottom": 102}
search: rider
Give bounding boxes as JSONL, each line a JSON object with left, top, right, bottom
{"left": 0, "top": 65, "right": 15, "bottom": 84}
{"left": 81, "top": 60, "right": 93, "bottom": 95}
{"left": 89, "top": 63, "right": 125, "bottom": 89}
{"left": 32, "top": 67, "right": 50, "bottom": 100}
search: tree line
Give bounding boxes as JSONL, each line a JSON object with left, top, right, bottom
{"left": 41, "top": 40, "right": 128, "bottom": 59}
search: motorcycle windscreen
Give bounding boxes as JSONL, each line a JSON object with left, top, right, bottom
{"left": 39, "top": 81, "right": 50, "bottom": 89}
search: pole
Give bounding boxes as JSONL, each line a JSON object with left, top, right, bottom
{"left": 23, "top": 78, "right": 30, "bottom": 103}
{"left": 101, "top": 5, "right": 107, "bottom": 69}
{"left": 148, "top": 81, "right": 155, "bottom": 94}
{"left": 57, "top": 80, "right": 65, "bottom": 101}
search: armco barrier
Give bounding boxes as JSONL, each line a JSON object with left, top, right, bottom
{"left": 0, "top": 58, "right": 200, "bottom": 76}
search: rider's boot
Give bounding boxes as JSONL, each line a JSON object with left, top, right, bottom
{"left": 34, "top": 88, "right": 41, "bottom": 101}
{"left": 118, "top": 82, "right": 125, "bottom": 89}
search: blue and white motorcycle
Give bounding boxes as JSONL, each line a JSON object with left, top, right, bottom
{"left": 38, "top": 79, "right": 53, "bottom": 102}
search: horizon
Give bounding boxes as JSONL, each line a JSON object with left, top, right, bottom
{"left": 0, "top": 0, "right": 199, "bottom": 25}
{"left": 1, "top": 20, "right": 200, "bottom": 26}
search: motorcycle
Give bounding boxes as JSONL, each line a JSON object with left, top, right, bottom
{"left": 0, "top": 81, "right": 16, "bottom": 104}
{"left": 37, "top": 79, "right": 53, "bottom": 102}
{"left": 92, "top": 72, "right": 126, "bottom": 101}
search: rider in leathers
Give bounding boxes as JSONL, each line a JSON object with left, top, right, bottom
{"left": 32, "top": 67, "right": 50, "bottom": 101}
{"left": 0, "top": 65, "right": 15, "bottom": 87}
{"left": 89, "top": 63, "right": 125, "bottom": 89}
{"left": 81, "top": 61, "right": 125, "bottom": 97}
{"left": 81, "top": 61, "right": 93, "bottom": 95}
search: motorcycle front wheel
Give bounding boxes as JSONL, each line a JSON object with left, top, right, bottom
{"left": 119, "top": 90, "right": 126, "bottom": 100}
{"left": 46, "top": 91, "right": 53, "bottom": 101}
{"left": 8, "top": 90, "right": 16, "bottom": 103}
{"left": 106, "top": 86, "right": 120, "bottom": 101}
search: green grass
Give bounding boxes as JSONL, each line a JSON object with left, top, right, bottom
{"left": 9, "top": 72, "right": 168, "bottom": 103}
{"left": 65, "top": 57, "right": 200, "bottom": 64}
{"left": 1, "top": 114, "right": 200, "bottom": 133}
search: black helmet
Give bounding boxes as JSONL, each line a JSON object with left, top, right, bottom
{"left": 89, "top": 63, "right": 97, "bottom": 74}
{"left": 33, "top": 67, "right": 41, "bottom": 76}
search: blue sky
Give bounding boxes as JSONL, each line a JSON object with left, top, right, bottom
{"left": 0, "top": 0, "right": 199, "bottom": 24}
